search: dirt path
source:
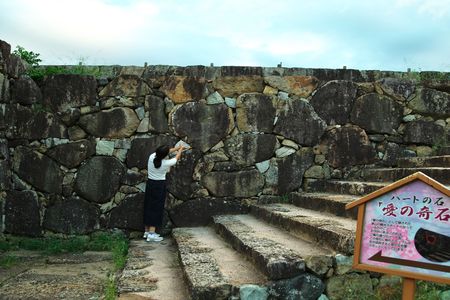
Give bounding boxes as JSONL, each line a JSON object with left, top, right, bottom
{"left": 0, "top": 250, "right": 114, "bottom": 299}
{"left": 118, "top": 238, "right": 190, "bottom": 300}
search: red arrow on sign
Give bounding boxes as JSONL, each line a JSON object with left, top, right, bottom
{"left": 369, "top": 250, "right": 450, "bottom": 273}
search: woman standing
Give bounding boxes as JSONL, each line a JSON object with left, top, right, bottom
{"left": 144, "top": 144, "right": 185, "bottom": 242}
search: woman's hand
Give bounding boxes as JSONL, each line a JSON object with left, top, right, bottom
{"left": 175, "top": 145, "right": 185, "bottom": 160}
{"left": 170, "top": 145, "right": 183, "bottom": 153}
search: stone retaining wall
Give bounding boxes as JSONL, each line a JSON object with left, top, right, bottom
{"left": 1, "top": 39, "right": 449, "bottom": 236}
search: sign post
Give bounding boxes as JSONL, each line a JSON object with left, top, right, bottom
{"left": 346, "top": 172, "right": 450, "bottom": 299}
{"left": 402, "top": 278, "right": 416, "bottom": 300}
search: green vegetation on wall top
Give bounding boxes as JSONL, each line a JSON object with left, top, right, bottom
{"left": 13, "top": 45, "right": 109, "bottom": 80}
{"left": 13, "top": 45, "right": 42, "bottom": 67}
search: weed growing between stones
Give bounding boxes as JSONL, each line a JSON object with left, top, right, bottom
{"left": 104, "top": 274, "right": 117, "bottom": 300}
{"left": 279, "top": 194, "right": 290, "bottom": 203}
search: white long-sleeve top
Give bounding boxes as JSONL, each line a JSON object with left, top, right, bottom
{"left": 147, "top": 153, "right": 177, "bottom": 180}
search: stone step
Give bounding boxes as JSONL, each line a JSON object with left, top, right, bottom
{"left": 436, "top": 146, "right": 450, "bottom": 156}
{"left": 397, "top": 155, "right": 450, "bottom": 168}
{"left": 304, "top": 178, "right": 387, "bottom": 195}
{"left": 213, "top": 215, "right": 303, "bottom": 281}
{"left": 361, "top": 167, "right": 450, "bottom": 184}
{"left": 288, "top": 192, "right": 359, "bottom": 219}
{"left": 250, "top": 203, "right": 356, "bottom": 255}
{"left": 172, "top": 227, "right": 268, "bottom": 299}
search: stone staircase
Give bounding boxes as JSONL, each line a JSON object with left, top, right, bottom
{"left": 171, "top": 154, "right": 450, "bottom": 300}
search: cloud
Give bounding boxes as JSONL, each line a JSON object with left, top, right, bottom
{"left": 395, "top": 0, "right": 450, "bottom": 19}
{"left": 0, "top": 0, "right": 449, "bottom": 70}
{"left": 1, "top": 0, "right": 160, "bottom": 63}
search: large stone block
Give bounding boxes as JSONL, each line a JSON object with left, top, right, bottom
{"left": 12, "top": 146, "right": 64, "bottom": 194}
{"left": 224, "top": 133, "right": 277, "bottom": 167}
{"left": 0, "top": 138, "right": 9, "bottom": 160}
{"left": 0, "top": 39, "right": 11, "bottom": 75}
{"left": 274, "top": 99, "right": 327, "bottom": 146}
{"left": 107, "top": 193, "right": 144, "bottom": 231}
{"left": 145, "top": 95, "right": 169, "bottom": 133}
{"left": 42, "top": 74, "right": 97, "bottom": 111}
{"left": 310, "top": 80, "right": 359, "bottom": 125}
{"left": 99, "top": 74, "right": 151, "bottom": 97}
{"left": 0, "top": 73, "right": 9, "bottom": 103}
{"left": 7, "top": 54, "right": 27, "bottom": 79}
{"left": 322, "top": 125, "right": 376, "bottom": 168}
{"left": 0, "top": 139, "right": 11, "bottom": 190}
{"left": 122, "top": 169, "right": 146, "bottom": 186}
{"left": 351, "top": 93, "right": 403, "bottom": 134}
{"left": 201, "top": 169, "right": 265, "bottom": 197}
{"left": 268, "top": 274, "right": 324, "bottom": 300}
{"left": 46, "top": 139, "right": 95, "bottom": 168}
{"left": 240, "top": 285, "right": 268, "bottom": 300}
{"left": 266, "top": 148, "right": 314, "bottom": 195}
{"left": 375, "top": 77, "right": 415, "bottom": 101}
{"left": 403, "top": 120, "right": 445, "bottom": 145}
{"left": 74, "top": 156, "right": 125, "bottom": 203}
{"left": 126, "top": 135, "right": 178, "bottom": 169}
{"left": 167, "top": 150, "right": 201, "bottom": 200}
{"left": 43, "top": 196, "right": 100, "bottom": 234}
{"left": 5, "top": 190, "right": 42, "bottom": 236}
{"left": 213, "top": 75, "right": 264, "bottom": 97}
{"left": 169, "top": 197, "right": 248, "bottom": 227}
{"left": 0, "top": 160, "right": 11, "bottom": 190}
{"left": 264, "top": 75, "right": 319, "bottom": 97}
{"left": 172, "top": 102, "right": 231, "bottom": 152}
{"left": 4, "top": 104, "right": 67, "bottom": 139}
{"left": 408, "top": 87, "right": 450, "bottom": 117}
{"left": 10, "top": 75, "right": 42, "bottom": 105}
{"left": 159, "top": 75, "right": 207, "bottom": 103}
{"left": 236, "top": 93, "right": 275, "bottom": 133}
{"left": 79, "top": 107, "right": 140, "bottom": 138}
{"left": 220, "top": 66, "right": 263, "bottom": 77}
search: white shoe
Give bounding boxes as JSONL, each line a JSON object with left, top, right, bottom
{"left": 146, "top": 233, "right": 163, "bottom": 242}
{"left": 143, "top": 232, "right": 160, "bottom": 238}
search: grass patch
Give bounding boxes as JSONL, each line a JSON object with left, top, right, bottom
{"left": 0, "top": 231, "right": 128, "bottom": 264}
{"left": 0, "top": 254, "right": 18, "bottom": 269}
{"left": 104, "top": 274, "right": 117, "bottom": 300}
{"left": 279, "top": 194, "right": 290, "bottom": 203}
{"left": 416, "top": 281, "right": 447, "bottom": 300}
{"left": 0, "top": 232, "right": 129, "bottom": 298}
{"left": 370, "top": 280, "right": 449, "bottom": 300}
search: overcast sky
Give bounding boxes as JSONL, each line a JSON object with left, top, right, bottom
{"left": 1, "top": 0, "right": 449, "bottom": 71}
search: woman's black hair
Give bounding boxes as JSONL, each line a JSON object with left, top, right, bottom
{"left": 153, "top": 145, "right": 170, "bottom": 168}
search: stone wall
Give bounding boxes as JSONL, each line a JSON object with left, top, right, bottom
{"left": 1, "top": 39, "right": 449, "bottom": 236}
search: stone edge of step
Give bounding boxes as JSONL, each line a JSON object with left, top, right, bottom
{"left": 213, "top": 215, "right": 306, "bottom": 281}
{"left": 172, "top": 228, "right": 232, "bottom": 299}
{"left": 250, "top": 204, "right": 356, "bottom": 256}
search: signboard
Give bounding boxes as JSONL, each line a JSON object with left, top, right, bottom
{"left": 346, "top": 172, "right": 450, "bottom": 284}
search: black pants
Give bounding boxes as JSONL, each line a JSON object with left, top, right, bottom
{"left": 143, "top": 179, "right": 167, "bottom": 227}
